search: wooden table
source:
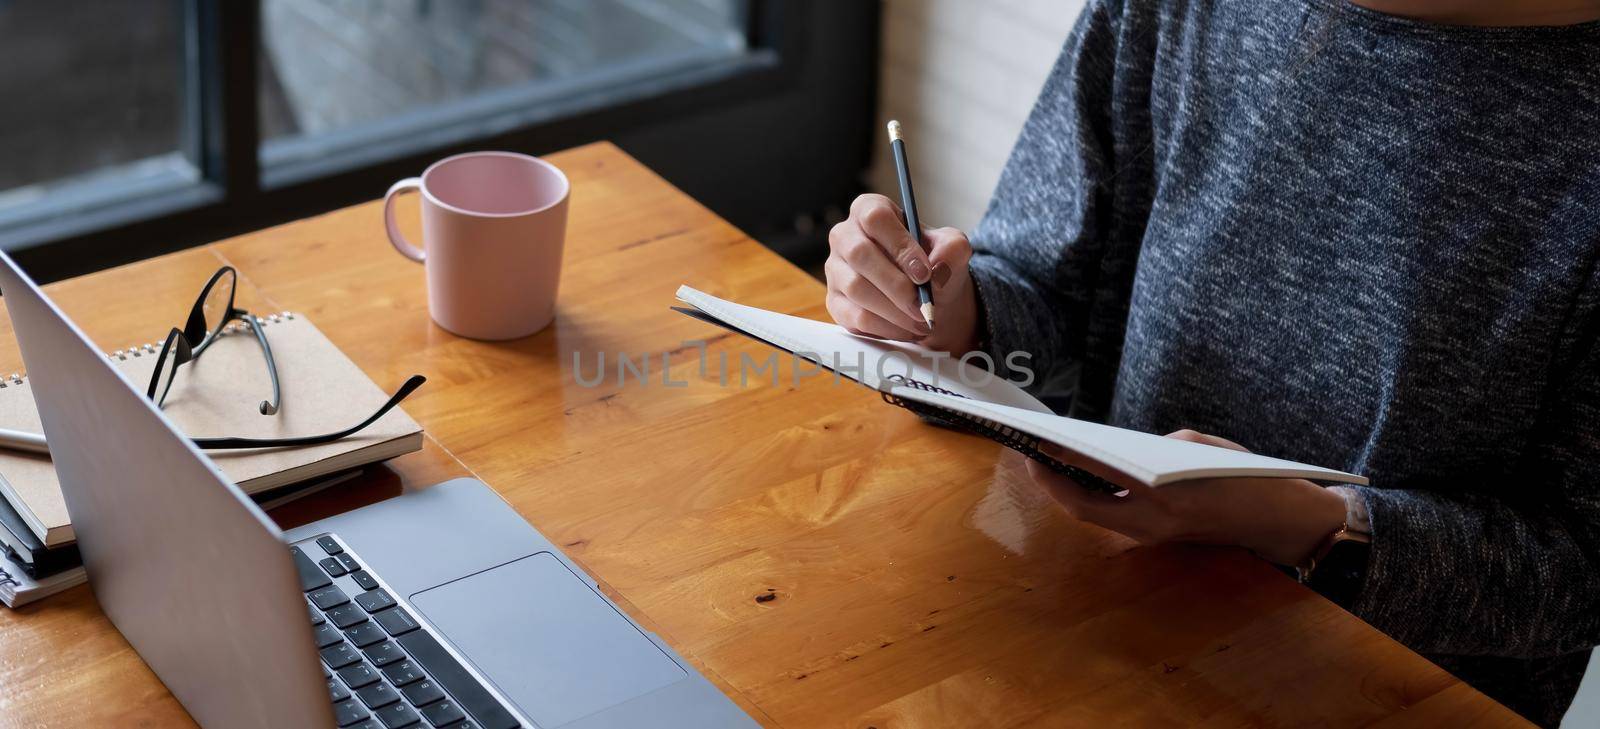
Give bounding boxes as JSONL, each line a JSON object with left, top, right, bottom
{"left": 0, "top": 143, "right": 1524, "bottom": 727}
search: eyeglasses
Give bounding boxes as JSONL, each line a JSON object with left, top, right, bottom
{"left": 148, "top": 267, "right": 279, "bottom": 413}
{"left": 147, "top": 266, "right": 425, "bottom": 450}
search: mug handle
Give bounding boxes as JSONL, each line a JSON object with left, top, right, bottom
{"left": 384, "top": 177, "right": 426, "bottom": 263}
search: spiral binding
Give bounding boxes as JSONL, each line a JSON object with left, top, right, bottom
{"left": 879, "top": 374, "right": 1122, "bottom": 494}
{"left": 0, "top": 563, "right": 16, "bottom": 589}
{"left": 0, "top": 312, "right": 298, "bottom": 388}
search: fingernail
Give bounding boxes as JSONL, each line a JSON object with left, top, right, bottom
{"left": 931, "top": 261, "right": 952, "bottom": 288}
{"left": 907, "top": 258, "right": 931, "bottom": 284}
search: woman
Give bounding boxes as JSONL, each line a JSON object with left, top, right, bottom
{"left": 825, "top": 0, "right": 1600, "bottom": 725}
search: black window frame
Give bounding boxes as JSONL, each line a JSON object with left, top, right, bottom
{"left": 5, "top": 0, "right": 879, "bottom": 283}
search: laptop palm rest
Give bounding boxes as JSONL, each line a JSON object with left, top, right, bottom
{"left": 411, "top": 552, "right": 686, "bottom": 727}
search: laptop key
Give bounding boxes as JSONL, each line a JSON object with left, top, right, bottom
{"left": 339, "top": 661, "right": 382, "bottom": 690}
{"left": 421, "top": 700, "right": 466, "bottom": 727}
{"left": 328, "top": 677, "right": 351, "bottom": 703}
{"left": 356, "top": 588, "right": 397, "bottom": 613}
{"left": 400, "top": 678, "right": 445, "bottom": 707}
{"left": 364, "top": 641, "right": 405, "bottom": 668}
{"left": 397, "top": 630, "right": 519, "bottom": 729}
{"left": 373, "top": 606, "right": 420, "bottom": 636}
{"left": 327, "top": 603, "right": 369, "bottom": 629}
{"left": 382, "top": 660, "right": 425, "bottom": 686}
{"left": 357, "top": 681, "right": 403, "bottom": 710}
{"left": 351, "top": 570, "right": 380, "bottom": 591}
{"left": 309, "top": 601, "right": 326, "bottom": 625}
{"left": 337, "top": 553, "right": 362, "bottom": 573}
{"left": 321, "top": 556, "right": 350, "bottom": 577}
{"left": 321, "top": 642, "right": 362, "bottom": 670}
{"left": 315, "top": 622, "right": 346, "bottom": 648}
{"left": 317, "top": 535, "right": 344, "bottom": 555}
{"left": 291, "top": 547, "right": 332, "bottom": 592}
{"left": 349, "top": 720, "right": 383, "bottom": 729}
{"left": 334, "top": 697, "right": 372, "bottom": 727}
{"left": 375, "top": 702, "right": 423, "bottom": 728}
{"left": 311, "top": 585, "right": 351, "bottom": 610}
{"left": 346, "top": 622, "right": 388, "bottom": 648}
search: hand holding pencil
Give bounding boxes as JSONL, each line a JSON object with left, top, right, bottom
{"left": 823, "top": 120, "right": 980, "bottom": 354}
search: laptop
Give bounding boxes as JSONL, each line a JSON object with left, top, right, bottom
{"left": 0, "top": 252, "right": 756, "bottom": 729}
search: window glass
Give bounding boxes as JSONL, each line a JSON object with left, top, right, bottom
{"left": 0, "top": 0, "right": 193, "bottom": 221}
{"left": 259, "top": 0, "right": 748, "bottom": 170}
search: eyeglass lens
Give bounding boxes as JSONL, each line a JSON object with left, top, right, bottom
{"left": 151, "top": 329, "right": 188, "bottom": 405}
{"left": 197, "top": 268, "right": 237, "bottom": 347}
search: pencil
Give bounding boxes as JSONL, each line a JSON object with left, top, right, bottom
{"left": 0, "top": 427, "right": 49, "bottom": 455}
{"left": 886, "top": 120, "right": 936, "bottom": 330}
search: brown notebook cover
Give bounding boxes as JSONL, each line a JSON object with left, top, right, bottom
{"left": 0, "top": 314, "right": 422, "bottom": 546}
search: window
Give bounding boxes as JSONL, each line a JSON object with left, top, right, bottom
{"left": 2, "top": 1, "right": 879, "bottom": 284}
{"left": 0, "top": 0, "right": 201, "bottom": 233}
{"left": 1, "top": 0, "right": 756, "bottom": 252}
{"left": 259, "top": 0, "right": 750, "bottom": 184}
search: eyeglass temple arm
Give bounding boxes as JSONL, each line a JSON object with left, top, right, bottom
{"left": 244, "top": 313, "right": 282, "bottom": 415}
{"left": 190, "top": 375, "right": 425, "bottom": 450}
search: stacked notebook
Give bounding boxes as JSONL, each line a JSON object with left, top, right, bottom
{"left": 674, "top": 285, "right": 1366, "bottom": 490}
{"left": 0, "top": 314, "right": 423, "bottom": 607}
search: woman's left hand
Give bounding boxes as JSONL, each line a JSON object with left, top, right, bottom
{"left": 1026, "top": 429, "right": 1348, "bottom": 566}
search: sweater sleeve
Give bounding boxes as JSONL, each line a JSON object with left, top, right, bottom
{"left": 1346, "top": 287, "right": 1600, "bottom": 658}
{"left": 966, "top": 0, "right": 1137, "bottom": 391}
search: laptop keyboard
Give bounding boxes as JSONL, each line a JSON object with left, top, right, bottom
{"left": 291, "top": 535, "right": 520, "bottom": 729}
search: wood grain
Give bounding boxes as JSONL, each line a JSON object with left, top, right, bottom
{"left": 0, "top": 143, "right": 1525, "bottom": 727}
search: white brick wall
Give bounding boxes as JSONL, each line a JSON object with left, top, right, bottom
{"left": 868, "top": 0, "right": 1086, "bottom": 231}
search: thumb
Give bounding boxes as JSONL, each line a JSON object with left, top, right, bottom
{"left": 923, "top": 227, "right": 973, "bottom": 269}
{"left": 924, "top": 227, "right": 973, "bottom": 291}
{"left": 1165, "top": 429, "right": 1251, "bottom": 453}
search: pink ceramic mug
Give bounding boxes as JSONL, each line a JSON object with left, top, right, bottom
{"left": 384, "top": 151, "right": 569, "bottom": 340}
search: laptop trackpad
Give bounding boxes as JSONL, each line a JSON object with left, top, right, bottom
{"left": 411, "top": 552, "right": 686, "bottom": 727}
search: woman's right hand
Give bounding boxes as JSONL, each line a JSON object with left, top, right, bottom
{"left": 825, "top": 194, "right": 979, "bottom": 354}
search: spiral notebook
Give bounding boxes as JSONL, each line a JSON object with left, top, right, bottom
{"left": 0, "top": 314, "right": 423, "bottom": 547}
{"left": 674, "top": 286, "right": 1366, "bottom": 491}
{"left": 0, "top": 553, "right": 85, "bottom": 608}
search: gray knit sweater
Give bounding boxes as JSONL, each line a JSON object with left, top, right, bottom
{"left": 965, "top": 1, "right": 1600, "bottom": 724}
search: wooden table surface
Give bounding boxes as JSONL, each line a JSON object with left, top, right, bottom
{"left": 0, "top": 143, "right": 1524, "bottom": 728}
